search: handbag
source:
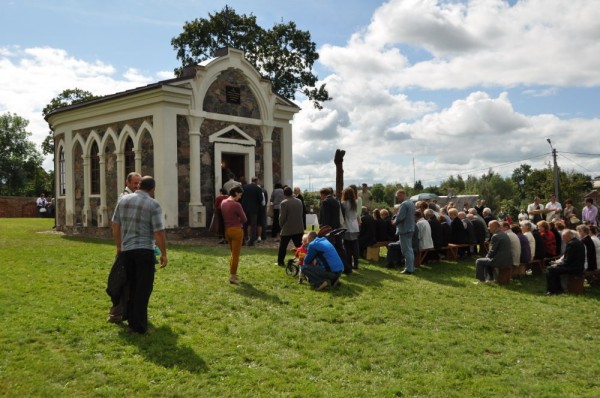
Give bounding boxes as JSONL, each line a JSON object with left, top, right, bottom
{"left": 339, "top": 206, "right": 346, "bottom": 228}
{"left": 267, "top": 204, "right": 274, "bottom": 218}
{"left": 209, "top": 208, "right": 224, "bottom": 235}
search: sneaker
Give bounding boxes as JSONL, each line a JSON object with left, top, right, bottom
{"left": 316, "top": 280, "right": 330, "bottom": 291}
{"left": 525, "top": 269, "right": 533, "bottom": 276}
{"left": 256, "top": 237, "right": 262, "bottom": 242}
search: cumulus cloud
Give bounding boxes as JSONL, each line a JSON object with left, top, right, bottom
{"left": 291, "top": 0, "right": 600, "bottom": 189}
{"left": 0, "top": 46, "right": 161, "bottom": 167}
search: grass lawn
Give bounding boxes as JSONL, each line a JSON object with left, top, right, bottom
{"left": 1, "top": 218, "right": 599, "bottom": 397}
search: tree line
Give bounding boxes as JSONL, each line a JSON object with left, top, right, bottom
{"left": 301, "top": 166, "right": 593, "bottom": 220}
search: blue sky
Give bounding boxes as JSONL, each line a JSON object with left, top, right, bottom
{"left": 2, "top": 0, "right": 599, "bottom": 191}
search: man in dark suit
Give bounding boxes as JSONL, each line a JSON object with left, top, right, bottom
{"left": 475, "top": 220, "right": 513, "bottom": 283}
{"left": 318, "top": 187, "right": 341, "bottom": 229}
{"left": 546, "top": 229, "right": 585, "bottom": 295}
{"left": 358, "top": 207, "right": 377, "bottom": 257}
{"left": 240, "top": 177, "right": 264, "bottom": 246}
{"left": 277, "top": 186, "right": 305, "bottom": 266}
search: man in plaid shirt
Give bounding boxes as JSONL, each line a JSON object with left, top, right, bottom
{"left": 112, "top": 176, "right": 167, "bottom": 334}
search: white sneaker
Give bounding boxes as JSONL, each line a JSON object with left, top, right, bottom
{"left": 525, "top": 269, "right": 533, "bottom": 276}
{"left": 256, "top": 237, "right": 262, "bottom": 242}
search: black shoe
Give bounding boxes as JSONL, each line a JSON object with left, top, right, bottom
{"left": 400, "top": 269, "right": 413, "bottom": 274}
{"left": 246, "top": 240, "right": 255, "bottom": 246}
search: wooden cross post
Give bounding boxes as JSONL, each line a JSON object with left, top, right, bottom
{"left": 334, "top": 149, "right": 345, "bottom": 200}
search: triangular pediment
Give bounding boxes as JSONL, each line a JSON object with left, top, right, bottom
{"left": 208, "top": 125, "right": 256, "bottom": 146}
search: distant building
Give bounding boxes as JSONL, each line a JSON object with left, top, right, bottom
{"left": 593, "top": 176, "right": 600, "bottom": 189}
{"left": 46, "top": 48, "right": 300, "bottom": 234}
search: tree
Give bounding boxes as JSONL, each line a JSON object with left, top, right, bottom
{"left": 511, "top": 164, "right": 532, "bottom": 201}
{"left": 42, "top": 88, "right": 99, "bottom": 155}
{"left": 171, "top": 6, "right": 331, "bottom": 109}
{"left": 0, "top": 112, "right": 44, "bottom": 196}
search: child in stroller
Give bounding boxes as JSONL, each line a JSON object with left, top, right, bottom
{"left": 286, "top": 233, "right": 309, "bottom": 283}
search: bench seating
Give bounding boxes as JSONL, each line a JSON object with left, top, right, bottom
{"left": 560, "top": 274, "right": 585, "bottom": 295}
{"left": 366, "top": 241, "right": 392, "bottom": 262}
{"left": 494, "top": 267, "right": 512, "bottom": 285}
{"left": 445, "top": 243, "right": 472, "bottom": 260}
{"left": 417, "top": 248, "right": 438, "bottom": 266}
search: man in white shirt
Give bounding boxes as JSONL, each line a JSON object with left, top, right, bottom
{"left": 545, "top": 195, "right": 562, "bottom": 222}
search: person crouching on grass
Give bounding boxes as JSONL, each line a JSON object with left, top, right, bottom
{"left": 301, "top": 231, "right": 344, "bottom": 291}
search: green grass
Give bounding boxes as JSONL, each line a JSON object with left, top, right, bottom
{"left": 1, "top": 218, "right": 600, "bottom": 397}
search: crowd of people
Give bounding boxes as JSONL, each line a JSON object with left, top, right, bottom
{"left": 106, "top": 172, "right": 600, "bottom": 333}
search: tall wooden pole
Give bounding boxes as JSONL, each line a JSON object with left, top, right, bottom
{"left": 334, "top": 149, "right": 345, "bottom": 200}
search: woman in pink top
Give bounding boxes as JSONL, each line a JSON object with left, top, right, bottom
{"left": 220, "top": 185, "right": 247, "bottom": 284}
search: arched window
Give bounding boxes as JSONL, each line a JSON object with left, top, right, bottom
{"left": 90, "top": 142, "right": 100, "bottom": 195}
{"left": 59, "top": 147, "right": 66, "bottom": 195}
{"left": 124, "top": 137, "right": 135, "bottom": 175}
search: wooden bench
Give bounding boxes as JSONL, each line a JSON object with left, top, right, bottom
{"left": 585, "top": 269, "right": 600, "bottom": 286}
{"left": 445, "top": 244, "right": 472, "bottom": 260}
{"left": 494, "top": 267, "right": 512, "bottom": 285}
{"left": 417, "top": 248, "right": 438, "bottom": 266}
{"left": 366, "top": 241, "right": 392, "bottom": 262}
{"left": 561, "top": 274, "right": 585, "bottom": 295}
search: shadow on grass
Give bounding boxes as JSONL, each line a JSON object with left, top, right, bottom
{"left": 233, "top": 281, "right": 286, "bottom": 304}
{"left": 120, "top": 325, "right": 208, "bottom": 373}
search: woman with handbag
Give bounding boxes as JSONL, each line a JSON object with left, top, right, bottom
{"left": 210, "top": 188, "right": 229, "bottom": 243}
{"left": 221, "top": 186, "right": 247, "bottom": 285}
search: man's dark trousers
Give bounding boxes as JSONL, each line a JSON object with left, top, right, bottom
{"left": 123, "top": 249, "right": 155, "bottom": 333}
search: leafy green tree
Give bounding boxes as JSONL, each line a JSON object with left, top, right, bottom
{"left": 511, "top": 164, "right": 532, "bottom": 202}
{"left": 440, "top": 174, "right": 465, "bottom": 196}
{"left": 0, "top": 112, "right": 44, "bottom": 196}
{"left": 42, "top": 88, "right": 99, "bottom": 155}
{"left": 476, "top": 170, "right": 515, "bottom": 212}
{"left": 370, "top": 183, "right": 386, "bottom": 205}
{"left": 558, "top": 170, "right": 592, "bottom": 205}
{"left": 171, "top": 6, "right": 331, "bottom": 109}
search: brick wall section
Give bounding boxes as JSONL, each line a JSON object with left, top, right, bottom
{"left": 0, "top": 196, "right": 39, "bottom": 217}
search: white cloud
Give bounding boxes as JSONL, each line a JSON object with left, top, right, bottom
{"left": 0, "top": 46, "right": 160, "bottom": 168}
{"left": 320, "top": 0, "right": 600, "bottom": 90}
{"left": 290, "top": 0, "right": 600, "bottom": 190}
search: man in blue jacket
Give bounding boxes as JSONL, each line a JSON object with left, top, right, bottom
{"left": 393, "top": 190, "right": 416, "bottom": 274}
{"left": 301, "top": 231, "right": 344, "bottom": 290}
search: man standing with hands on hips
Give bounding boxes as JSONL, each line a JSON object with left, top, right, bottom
{"left": 112, "top": 176, "right": 167, "bottom": 334}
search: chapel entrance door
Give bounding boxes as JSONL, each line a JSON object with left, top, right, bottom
{"left": 221, "top": 153, "right": 245, "bottom": 186}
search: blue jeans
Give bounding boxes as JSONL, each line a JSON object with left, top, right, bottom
{"left": 399, "top": 232, "right": 414, "bottom": 272}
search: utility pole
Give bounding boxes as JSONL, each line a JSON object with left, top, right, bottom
{"left": 547, "top": 139, "right": 560, "bottom": 201}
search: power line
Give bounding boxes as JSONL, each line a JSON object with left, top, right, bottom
{"left": 419, "top": 152, "right": 549, "bottom": 184}
{"left": 557, "top": 153, "right": 595, "bottom": 174}
{"left": 561, "top": 151, "right": 600, "bottom": 157}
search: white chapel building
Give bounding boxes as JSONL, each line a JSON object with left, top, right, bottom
{"left": 46, "top": 48, "right": 300, "bottom": 235}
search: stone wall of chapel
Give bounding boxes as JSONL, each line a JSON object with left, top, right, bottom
{"left": 73, "top": 144, "right": 84, "bottom": 225}
{"left": 104, "top": 139, "right": 118, "bottom": 219}
{"left": 57, "top": 199, "right": 65, "bottom": 226}
{"left": 177, "top": 115, "right": 190, "bottom": 226}
{"left": 271, "top": 127, "right": 282, "bottom": 184}
{"left": 89, "top": 197, "right": 100, "bottom": 226}
{"left": 140, "top": 132, "right": 154, "bottom": 177}
{"left": 68, "top": 116, "right": 152, "bottom": 225}
{"left": 203, "top": 69, "right": 261, "bottom": 119}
